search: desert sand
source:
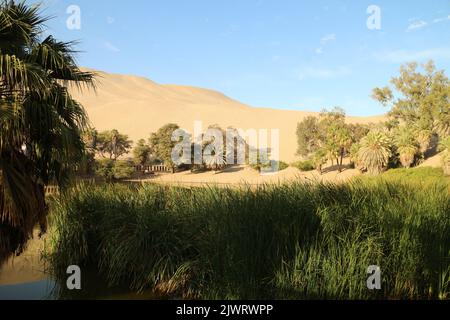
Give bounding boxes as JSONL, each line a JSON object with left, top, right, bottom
{"left": 71, "top": 69, "right": 385, "bottom": 163}
{"left": 419, "top": 154, "right": 443, "bottom": 168}
{"left": 139, "top": 165, "right": 361, "bottom": 187}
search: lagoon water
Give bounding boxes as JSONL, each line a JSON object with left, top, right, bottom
{"left": 0, "top": 280, "right": 57, "bottom": 300}
{"left": 0, "top": 278, "right": 163, "bottom": 300}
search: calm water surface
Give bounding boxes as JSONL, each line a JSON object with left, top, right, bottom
{"left": 0, "top": 278, "right": 164, "bottom": 300}
{"left": 0, "top": 280, "right": 57, "bottom": 300}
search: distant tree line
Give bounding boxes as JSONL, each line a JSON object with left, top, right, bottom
{"left": 296, "top": 60, "right": 450, "bottom": 175}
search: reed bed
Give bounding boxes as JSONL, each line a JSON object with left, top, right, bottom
{"left": 46, "top": 169, "right": 450, "bottom": 299}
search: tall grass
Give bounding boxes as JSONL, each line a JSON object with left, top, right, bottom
{"left": 46, "top": 172, "right": 450, "bottom": 300}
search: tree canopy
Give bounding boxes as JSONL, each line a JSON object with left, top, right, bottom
{"left": 0, "top": 2, "right": 95, "bottom": 265}
{"left": 96, "top": 129, "right": 133, "bottom": 160}
{"left": 150, "top": 123, "right": 182, "bottom": 173}
{"left": 372, "top": 61, "right": 450, "bottom": 135}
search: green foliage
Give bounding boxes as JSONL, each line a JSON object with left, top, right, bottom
{"left": 96, "top": 129, "right": 133, "bottom": 160}
{"left": 357, "top": 131, "right": 392, "bottom": 175}
{"left": 150, "top": 124, "right": 182, "bottom": 172}
{"left": 416, "top": 129, "right": 433, "bottom": 155}
{"left": 372, "top": 61, "right": 450, "bottom": 136}
{"left": 348, "top": 123, "right": 371, "bottom": 143}
{"left": 296, "top": 116, "right": 321, "bottom": 157}
{"left": 381, "top": 167, "right": 448, "bottom": 185}
{"left": 95, "top": 159, "right": 115, "bottom": 181}
{"left": 96, "top": 159, "right": 134, "bottom": 181}
{"left": 439, "top": 137, "right": 450, "bottom": 175}
{"left": 133, "top": 139, "right": 152, "bottom": 166}
{"left": 292, "top": 160, "right": 315, "bottom": 172}
{"left": 313, "top": 149, "right": 327, "bottom": 174}
{"left": 48, "top": 179, "right": 450, "bottom": 299}
{"left": 0, "top": 2, "right": 94, "bottom": 265}
{"left": 394, "top": 126, "right": 419, "bottom": 168}
{"left": 349, "top": 143, "right": 361, "bottom": 169}
{"left": 112, "top": 160, "right": 135, "bottom": 180}
{"left": 296, "top": 108, "right": 358, "bottom": 173}
{"left": 276, "top": 161, "right": 289, "bottom": 171}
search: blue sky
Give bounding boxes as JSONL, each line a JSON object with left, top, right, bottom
{"left": 35, "top": 0, "right": 450, "bottom": 116}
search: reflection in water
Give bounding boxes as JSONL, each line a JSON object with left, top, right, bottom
{"left": 0, "top": 272, "right": 167, "bottom": 300}
{"left": 0, "top": 280, "right": 57, "bottom": 300}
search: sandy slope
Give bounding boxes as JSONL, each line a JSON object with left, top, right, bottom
{"left": 419, "top": 153, "right": 443, "bottom": 168}
{"left": 71, "top": 69, "right": 385, "bottom": 163}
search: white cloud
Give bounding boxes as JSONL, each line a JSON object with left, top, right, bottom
{"left": 320, "top": 33, "right": 336, "bottom": 45}
{"left": 432, "top": 15, "right": 450, "bottom": 23}
{"left": 298, "top": 66, "right": 351, "bottom": 80}
{"left": 406, "top": 14, "right": 449, "bottom": 31}
{"left": 104, "top": 41, "right": 120, "bottom": 52}
{"left": 406, "top": 20, "right": 427, "bottom": 31}
{"left": 374, "top": 48, "right": 450, "bottom": 63}
{"left": 315, "top": 33, "right": 336, "bottom": 55}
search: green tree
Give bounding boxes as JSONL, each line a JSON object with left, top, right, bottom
{"left": 438, "top": 137, "right": 450, "bottom": 175}
{"left": 78, "top": 128, "right": 98, "bottom": 175}
{"left": 313, "top": 149, "right": 327, "bottom": 175}
{"left": 296, "top": 108, "right": 358, "bottom": 173}
{"left": 320, "top": 108, "right": 352, "bottom": 172}
{"left": 415, "top": 128, "right": 433, "bottom": 155}
{"left": 133, "top": 139, "right": 152, "bottom": 167}
{"left": 394, "top": 127, "right": 419, "bottom": 168}
{"left": 296, "top": 116, "right": 322, "bottom": 157}
{"left": 96, "top": 159, "right": 134, "bottom": 181}
{"left": 97, "top": 129, "right": 132, "bottom": 160}
{"left": 372, "top": 61, "right": 450, "bottom": 135}
{"left": 348, "top": 123, "right": 370, "bottom": 143}
{"left": 150, "top": 123, "right": 181, "bottom": 173}
{"left": 0, "top": 2, "right": 94, "bottom": 265}
{"left": 349, "top": 143, "right": 362, "bottom": 170}
{"left": 358, "top": 131, "right": 392, "bottom": 175}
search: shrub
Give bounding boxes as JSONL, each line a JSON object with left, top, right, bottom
{"left": 112, "top": 160, "right": 135, "bottom": 180}
{"left": 96, "top": 159, "right": 134, "bottom": 181}
{"left": 439, "top": 137, "right": 450, "bottom": 176}
{"left": 292, "top": 160, "right": 315, "bottom": 172}
{"left": 251, "top": 161, "right": 289, "bottom": 172}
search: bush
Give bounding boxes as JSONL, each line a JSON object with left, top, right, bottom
{"left": 292, "top": 160, "right": 315, "bottom": 172}
{"left": 112, "top": 160, "right": 135, "bottom": 179}
{"left": 96, "top": 159, "right": 134, "bottom": 181}
{"left": 251, "top": 161, "right": 289, "bottom": 172}
{"left": 47, "top": 178, "right": 450, "bottom": 300}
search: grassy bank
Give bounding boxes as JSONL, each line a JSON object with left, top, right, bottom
{"left": 46, "top": 170, "right": 450, "bottom": 299}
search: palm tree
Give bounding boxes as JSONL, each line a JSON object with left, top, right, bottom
{"left": 395, "top": 127, "right": 419, "bottom": 168}
{"left": 349, "top": 143, "right": 363, "bottom": 171}
{"left": 0, "top": 2, "right": 94, "bottom": 265}
{"left": 313, "top": 149, "right": 327, "bottom": 175}
{"left": 416, "top": 129, "right": 433, "bottom": 155}
{"left": 439, "top": 137, "right": 450, "bottom": 176}
{"left": 357, "top": 131, "right": 392, "bottom": 175}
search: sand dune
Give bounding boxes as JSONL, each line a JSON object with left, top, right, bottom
{"left": 71, "top": 69, "right": 385, "bottom": 163}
